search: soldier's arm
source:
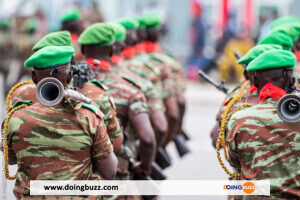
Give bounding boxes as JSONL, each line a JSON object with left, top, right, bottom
{"left": 227, "top": 118, "right": 242, "bottom": 169}
{"left": 5, "top": 118, "right": 17, "bottom": 165}
{"left": 129, "top": 92, "right": 156, "bottom": 173}
{"left": 130, "top": 113, "right": 156, "bottom": 173}
{"left": 97, "top": 94, "right": 123, "bottom": 154}
{"left": 92, "top": 118, "right": 118, "bottom": 180}
{"left": 150, "top": 110, "right": 168, "bottom": 147}
{"left": 147, "top": 87, "right": 168, "bottom": 147}
{"left": 163, "top": 95, "right": 179, "bottom": 146}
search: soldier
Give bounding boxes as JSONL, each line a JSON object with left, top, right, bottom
{"left": 8, "top": 30, "right": 124, "bottom": 154}
{"left": 16, "top": 18, "right": 40, "bottom": 81}
{"left": 109, "top": 22, "right": 167, "bottom": 148}
{"left": 0, "top": 17, "right": 15, "bottom": 94}
{"left": 119, "top": 17, "right": 179, "bottom": 147}
{"left": 210, "top": 43, "right": 286, "bottom": 147}
{"left": 141, "top": 13, "right": 188, "bottom": 142}
{"left": 227, "top": 49, "right": 300, "bottom": 199}
{"left": 4, "top": 46, "right": 117, "bottom": 200}
{"left": 78, "top": 23, "right": 156, "bottom": 177}
{"left": 60, "top": 9, "right": 84, "bottom": 62}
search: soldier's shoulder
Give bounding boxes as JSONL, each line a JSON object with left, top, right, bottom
{"left": 88, "top": 80, "right": 109, "bottom": 91}
{"left": 81, "top": 103, "right": 105, "bottom": 119}
{"left": 120, "top": 73, "right": 143, "bottom": 90}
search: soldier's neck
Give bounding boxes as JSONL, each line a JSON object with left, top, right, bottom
{"left": 85, "top": 53, "right": 110, "bottom": 62}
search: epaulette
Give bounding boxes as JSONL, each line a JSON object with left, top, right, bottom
{"left": 89, "top": 80, "right": 108, "bottom": 91}
{"left": 150, "top": 55, "right": 164, "bottom": 64}
{"left": 144, "top": 62, "right": 161, "bottom": 76}
{"left": 165, "top": 51, "right": 177, "bottom": 59}
{"left": 82, "top": 103, "right": 105, "bottom": 119}
{"left": 121, "top": 74, "right": 142, "bottom": 90}
{"left": 13, "top": 100, "right": 32, "bottom": 108}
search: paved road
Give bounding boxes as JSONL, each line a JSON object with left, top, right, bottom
{"left": 0, "top": 81, "right": 231, "bottom": 200}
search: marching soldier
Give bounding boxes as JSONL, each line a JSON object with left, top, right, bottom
{"left": 227, "top": 49, "right": 300, "bottom": 199}
{"left": 78, "top": 23, "right": 156, "bottom": 178}
{"left": 4, "top": 46, "right": 117, "bottom": 200}
{"left": 210, "top": 42, "right": 288, "bottom": 147}
{"left": 109, "top": 22, "right": 168, "bottom": 148}
{"left": 60, "top": 9, "right": 84, "bottom": 62}
{"left": 141, "top": 13, "right": 188, "bottom": 143}
{"left": 119, "top": 17, "right": 179, "bottom": 147}
{"left": 0, "top": 17, "right": 15, "bottom": 94}
{"left": 8, "top": 30, "right": 124, "bottom": 154}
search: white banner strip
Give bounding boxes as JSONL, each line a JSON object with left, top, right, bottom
{"left": 30, "top": 180, "right": 270, "bottom": 196}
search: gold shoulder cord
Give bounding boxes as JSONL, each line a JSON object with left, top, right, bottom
{"left": 2, "top": 104, "right": 29, "bottom": 179}
{"left": 216, "top": 80, "right": 252, "bottom": 177}
{"left": 6, "top": 80, "right": 33, "bottom": 112}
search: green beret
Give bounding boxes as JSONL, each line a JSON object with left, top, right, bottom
{"left": 0, "top": 18, "right": 11, "bottom": 30}
{"left": 142, "top": 12, "right": 162, "bottom": 29}
{"left": 22, "top": 18, "right": 38, "bottom": 32}
{"left": 25, "top": 46, "right": 75, "bottom": 69}
{"left": 108, "top": 23, "right": 126, "bottom": 41}
{"left": 136, "top": 17, "right": 146, "bottom": 29}
{"left": 78, "top": 23, "right": 116, "bottom": 45}
{"left": 257, "top": 31, "right": 293, "bottom": 50}
{"left": 237, "top": 44, "right": 282, "bottom": 65}
{"left": 247, "top": 50, "right": 296, "bottom": 72}
{"left": 32, "top": 31, "right": 72, "bottom": 52}
{"left": 60, "top": 9, "right": 81, "bottom": 23}
{"left": 269, "top": 16, "right": 299, "bottom": 30}
{"left": 272, "top": 24, "right": 300, "bottom": 41}
{"left": 118, "top": 18, "right": 139, "bottom": 29}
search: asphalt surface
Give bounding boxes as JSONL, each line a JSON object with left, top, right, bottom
{"left": 0, "top": 80, "right": 231, "bottom": 200}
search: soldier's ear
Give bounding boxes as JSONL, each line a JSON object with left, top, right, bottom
{"left": 81, "top": 45, "right": 85, "bottom": 55}
{"left": 291, "top": 77, "right": 296, "bottom": 87}
{"left": 109, "top": 46, "right": 114, "bottom": 57}
{"left": 252, "top": 74, "right": 258, "bottom": 88}
{"left": 31, "top": 70, "right": 37, "bottom": 84}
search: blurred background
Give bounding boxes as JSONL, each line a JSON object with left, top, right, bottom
{"left": 0, "top": 0, "right": 300, "bottom": 84}
{"left": 0, "top": 0, "right": 300, "bottom": 199}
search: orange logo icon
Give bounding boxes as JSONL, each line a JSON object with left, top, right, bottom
{"left": 243, "top": 182, "right": 255, "bottom": 194}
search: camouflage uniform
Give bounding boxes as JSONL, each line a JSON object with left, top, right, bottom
{"left": 122, "top": 56, "right": 164, "bottom": 99}
{"left": 158, "top": 49, "right": 186, "bottom": 93}
{"left": 111, "top": 62, "right": 165, "bottom": 113}
{"left": 9, "top": 80, "right": 122, "bottom": 144}
{"left": 77, "top": 80, "right": 123, "bottom": 142}
{"left": 10, "top": 82, "right": 37, "bottom": 106}
{"left": 135, "top": 52, "right": 176, "bottom": 99}
{"left": 96, "top": 71, "right": 148, "bottom": 130}
{"left": 227, "top": 98, "right": 300, "bottom": 198}
{"left": 96, "top": 70, "right": 148, "bottom": 178}
{"left": 6, "top": 99, "right": 112, "bottom": 199}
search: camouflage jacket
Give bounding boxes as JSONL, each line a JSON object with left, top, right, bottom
{"left": 143, "top": 51, "right": 178, "bottom": 98}
{"left": 111, "top": 62, "right": 165, "bottom": 113}
{"left": 96, "top": 70, "right": 148, "bottom": 129}
{"left": 227, "top": 98, "right": 300, "bottom": 198}
{"left": 158, "top": 49, "right": 186, "bottom": 93}
{"left": 216, "top": 81, "right": 252, "bottom": 122}
{"left": 10, "top": 80, "right": 122, "bottom": 144}
{"left": 77, "top": 81, "right": 123, "bottom": 143}
{"left": 6, "top": 100, "right": 112, "bottom": 198}
{"left": 122, "top": 56, "right": 164, "bottom": 98}
{"left": 10, "top": 82, "right": 37, "bottom": 106}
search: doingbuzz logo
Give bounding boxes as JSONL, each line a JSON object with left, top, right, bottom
{"left": 223, "top": 182, "right": 255, "bottom": 194}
